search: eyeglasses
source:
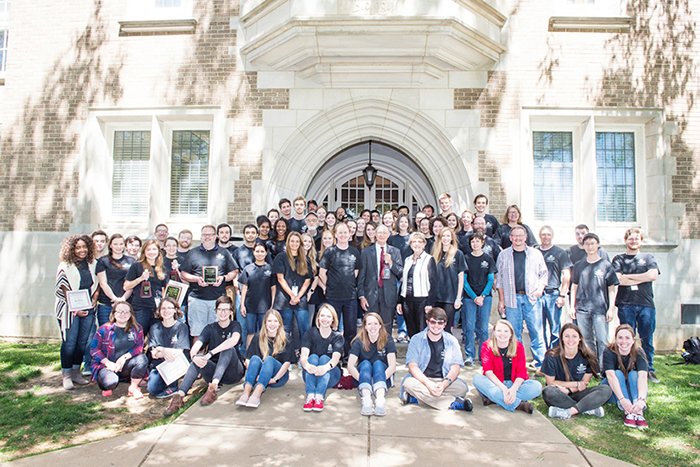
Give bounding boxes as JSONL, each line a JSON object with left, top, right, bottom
{"left": 202, "top": 233, "right": 216, "bottom": 238}
{"left": 115, "top": 310, "right": 131, "bottom": 315}
{"left": 216, "top": 307, "right": 232, "bottom": 312}
{"left": 428, "top": 319, "right": 446, "bottom": 326}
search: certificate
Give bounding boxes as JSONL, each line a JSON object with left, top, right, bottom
{"left": 164, "top": 280, "right": 189, "bottom": 306}
{"left": 156, "top": 352, "right": 190, "bottom": 386}
{"left": 66, "top": 289, "right": 91, "bottom": 312}
{"left": 203, "top": 266, "right": 219, "bottom": 284}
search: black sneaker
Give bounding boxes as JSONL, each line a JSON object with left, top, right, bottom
{"left": 400, "top": 392, "right": 418, "bottom": 405}
{"left": 449, "top": 397, "right": 473, "bottom": 412}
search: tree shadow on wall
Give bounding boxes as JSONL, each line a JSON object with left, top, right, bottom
{"left": 0, "top": 0, "right": 123, "bottom": 232}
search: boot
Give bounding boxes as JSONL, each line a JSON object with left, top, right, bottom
{"left": 164, "top": 394, "right": 185, "bottom": 416}
{"left": 62, "top": 372, "right": 74, "bottom": 390}
{"left": 71, "top": 368, "right": 89, "bottom": 386}
{"left": 516, "top": 401, "right": 534, "bottom": 414}
{"left": 200, "top": 383, "right": 218, "bottom": 406}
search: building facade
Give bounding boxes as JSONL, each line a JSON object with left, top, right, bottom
{"left": 0, "top": 0, "right": 699, "bottom": 347}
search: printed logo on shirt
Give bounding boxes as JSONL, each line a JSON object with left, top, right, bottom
{"left": 481, "top": 261, "right": 489, "bottom": 269}
{"left": 378, "top": 348, "right": 386, "bottom": 357}
{"left": 221, "top": 331, "right": 232, "bottom": 340}
{"left": 440, "top": 349, "right": 446, "bottom": 360}
{"left": 327, "top": 344, "right": 333, "bottom": 354}
{"left": 594, "top": 269, "right": 605, "bottom": 279}
{"left": 216, "top": 253, "right": 225, "bottom": 261}
{"left": 349, "top": 254, "right": 357, "bottom": 264}
{"left": 576, "top": 363, "right": 587, "bottom": 376}
{"left": 637, "top": 258, "right": 646, "bottom": 266}
{"left": 128, "top": 331, "right": 135, "bottom": 341}
{"left": 171, "top": 335, "right": 178, "bottom": 345}
{"left": 264, "top": 270, "right": 272, "bottom": 277}
{"left": 483, "top": 246, "right": 492, "bottom": 255}
{"left": 546, "top": 254, "right": 557, "bottom": 263}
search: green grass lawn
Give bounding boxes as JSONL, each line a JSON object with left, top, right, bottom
{"left": 0, "top": 342, "right": 104, "bottom": 453}
{"left": 533, "top": 354, "right": 700, "bottom": 467}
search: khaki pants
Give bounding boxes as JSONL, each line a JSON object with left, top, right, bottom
{"left": 402, "top": 376, "right": 468, "bottom": 411}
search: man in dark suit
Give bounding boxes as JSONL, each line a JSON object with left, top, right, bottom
{"left": 358, "top": 224, "right": 404, "bottom": 333}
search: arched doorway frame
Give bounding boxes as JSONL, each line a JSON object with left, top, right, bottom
{"left": 264, "top": 98, "right": 475, "bottom": 211}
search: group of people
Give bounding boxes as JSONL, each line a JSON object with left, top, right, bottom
{"left": 52, "top": 192, "right": 657, "bottom": 427}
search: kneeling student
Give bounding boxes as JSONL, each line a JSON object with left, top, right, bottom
{"left": 400, "top": 307, "right": 472, "bottom": 411}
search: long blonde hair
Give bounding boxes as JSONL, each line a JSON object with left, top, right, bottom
{"left": 301, "top": 233, "right": 318, "bottom": 274}
{"left": 352, "top": 312, "right": 389, "bottom": 352}
{"left": 490, "top": 319, "right": 518, "bottom": 358}
{"left": 431, "top": 227, "right": 458, "bottom": 269}
{"left": 285, "top": 232, "right": 308, "bottom": 276}
{"left": 137, "top": 239, "right": 166, "bottom": 280}
{"left": 259, "top": 310, "right": 288, "bottom": 359}
{"left": 319, "top": 229, "right": 336, "bottom": 260}
{"left": 607, "top": 324, "right": 646, "bottom": 377}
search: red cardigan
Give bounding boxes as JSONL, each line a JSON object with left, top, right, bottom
{"left": 480, "top": 340, "right": 529, "bottom": 382}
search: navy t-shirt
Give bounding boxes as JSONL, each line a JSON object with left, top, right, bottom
{"left": 148, "top": 320, "right": 190, "bottom": 368}
{"left": 459, "top": 235, "right": 500, "bottom": 263}
{"left": 199, "top": 320, "right": 242, "bottom": 364}
{"left": 572, "top": 259, "right": 619, "bottom": 313}
{"left": 602, "top": 347, "right": 648, "bottom": 374}
{"left": 318, "top": 245, "right": 360, "bottom": 301}
{"left": 388, "top": 234, "right": 412, "bottom": 260}
{"left": 181, "top": 245, "right": 238, "bottom": 301}
{"left": 272, "top": 254, "right": 313, "bottom": 310}
{"left": 95, "top": 255, "right": 135, "bottom": 304}
{"left": 349, "top": 337, "right": 396, "bottom": 366}
{"left": 612, "top": 253, "right": 659, "bottom": 308}
{"left": 124, "top": 261, "right": 167, "bottom": 311}
{"left": 465, "top": 252, "right": 497, "bottom": 296}
{"left": 289, "top": 218, "right": 306, "bottom": 233}
{"left": 301, "top": 327, "right": 344, "bottom": 358}
{"left": 538, "top": 245, "right": 573, "bottom": 293}
{"left": 481, "top": 214, "right": 500, "bottom": 238}
{"left": 245, "top": 332, "right": 296, "bottom": 364}
{"left": 566, "top": 245, "right": 610, "bottom": 266}
{"left": 494, "top": 224, "right": 537, "bottom": 249}
{"left": 238, "top": 262, "right": 275, "bottom": 314}
{"left": 435, "top": 249, "right": 468, "bottom": 303}
{"left": 542, "top": 352, "right": 592, "bottom": 382}
{"left": 232, "top": 244, "right": 272, "bottom": 271}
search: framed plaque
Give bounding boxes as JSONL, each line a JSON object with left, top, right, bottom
{"left": 203, "top": 266, "right": 219, "bottom": 284}
{"left": 164, "top": 280, "right": 189, "bottom": 306}
{"left": 66, "top": 289, "right": 91, "bottom": 312}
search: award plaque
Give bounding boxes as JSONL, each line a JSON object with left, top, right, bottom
{"left": 203, "top": 266, "right": 219, "bottom": 284}
{"left": 164, "top": 280, "right": 188, "bottom": 306}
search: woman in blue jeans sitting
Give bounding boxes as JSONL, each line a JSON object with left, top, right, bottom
{"left": 473, "top": 319, "right": 542, "bottom": 413}
{"left": 237, "top": 310, "right": 294, "bottom": 409}
{"left": 300, "top": 304, "right": 344, "bottom": 412}
{"left": 601, "top": 324, "right": 650, "bottom": 429}
{"left": 347, "top": 313, "right": 397, "bottom": 417}
{"left": 147, "top": 297, "right": 190, "bottom": 398}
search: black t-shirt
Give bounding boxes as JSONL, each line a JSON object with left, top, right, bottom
{"left": 239, "top": 263, "right": 275, "bottom": 314}
{"left": 162, "top": 256, "right": 182, "bottom": 283}
{"left": 245, "top": 332, "right": 296, "bottom": 364}
{"left": 424, "top": 337, "right": 445, "bottom": 378}
{"left": 272, "top": 254, "right": 312, "bottom": 310}
{"left": 602, "top": 347, "right": 649, "bottom": 374}
{"left": 77, "top": 260, "right": 93, "bottom": 290}
{"left": 267, "top": 239, "right": 287, "bottom": 260}
{"left": 538, "top": 245, "right": 573, "bottom": 293}
{"left": 572, "top": 259, "right": 620, "bottom": 313}
{"left": 301, "top": 327, "right": 344, "bottom": 359}
{"left": 232, "top": 244, "right": 272, "bottom": 271}
{"left": 499, "top": 347, "right": 512, "bottom": 381}
{"left": 481, "top": 214, "right": 500, "bottom": 238}
{"left": 513, "top": 250, "right": 526, "bottom": 292}
{"left": 198, "top": 320, "right": 242, "bottom": 364}
{"left": 465, "top": 252, "right": 497, "bottom": 296}
{"left": 388, "top": 234, "right": 412, "bottom": 260}
{"left": 566, "top": 245, "right": 610, "bottom": 265}
{"left": 181, "top": 245, "right": 238, "bottom": 301}
{"left": 612, "top": 253, "right": 659, "bottom": 308}
{"left": 95, "top": 255, "right": 135, "bottom": 304}
{"left": 494, "top": 224, "right": 537, "bottom": 249}
{"left": 149, "top": 321, "right": 191, "bottom": 367}
{"left": 460, "top": 235, "right": 501, "bottom": 263}
{"left": 318, "top": 245, "right": 360, "bottom": 301}
{"left": 289, "top": 218, "right": 306, "bottom": 233}
{"left": 349, "top": 337, "right": 396, "bottom": 366}
{"left": 542, "top": 352, "right": 592, "bottom": 382}
{"left": 124, "top": 262, "right": 167, "bottom": 311}
{"left": 435, "top": 249, "right": 468, "bottom": 303}
{"left": 114, "top": 326, "right": 135, "bottom": 360}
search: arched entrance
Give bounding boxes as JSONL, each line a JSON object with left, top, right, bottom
{"left": 307, "top": 142, "right": 434, "bottom": 217}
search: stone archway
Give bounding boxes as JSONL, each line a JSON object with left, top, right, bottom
{"left": 263, "top": 98, "right": 475, "bottom": 211}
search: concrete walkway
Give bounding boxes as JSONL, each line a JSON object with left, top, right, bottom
{"left": 5, "top": 365, "right": 637, "bottom": 467}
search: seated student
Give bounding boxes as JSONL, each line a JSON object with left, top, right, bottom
{"left": 300, "top": 304, "right": 344, "bottom": 412}
{"left": 90, "top": 301, "right": 148, "bottom": 398}
{"left": 347, "top": 313, "right": 397, "bottom": 417}
{"left": 164, "top": 296, "right": 244, "bottom": 415}
{"left": 236, "top": 310, "right": 295, "bottom": 409}
{"left": 473, "top": 319, "right": 542, "bottom": 413}
{"left": 601, "top": 324, "right": 650, "bottom": 429}
{"left": 147, "top": 297, "right": 190, "bottom": 398}
{"left": 400, "top": 307, "right": 472, "bottom": 411}
{"left": 542, "top": 323, "right": 612, "bottom": 419}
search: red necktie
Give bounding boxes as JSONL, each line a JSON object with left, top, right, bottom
{"left": 378, "top": 246, "right": 385, "bottom": 287}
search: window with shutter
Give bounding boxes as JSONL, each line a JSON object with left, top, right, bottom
{"left": 533, "top": 131, "right": 574, "bottom": 222}
{"left": 112, "top": 130, "right": 151, "bottom": 218}
{"left": 170, "top": 130, "right": 210, "bottom": 216}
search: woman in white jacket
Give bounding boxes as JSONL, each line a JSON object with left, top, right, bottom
{"left": 399, "top": 232, "right": 437, "bottom": 338}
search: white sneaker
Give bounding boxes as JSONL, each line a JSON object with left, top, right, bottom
{"left": 374, "top": 398, "right": 386, "bottom": 416}
{"left": 548, "top": 406, "right": 571, "bottom": 420}
{"left": 361, "top": 398, "right": 373, "bottom": 416}
{"left": 582, "top": 407, "right": 605, "bottom": 418}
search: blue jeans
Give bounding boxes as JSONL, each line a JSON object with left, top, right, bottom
{"left": 60, "top": 308, "right": 96, "bottom": 371}
{"left": 147, "top": 368, "right": 178, "bottom": 397}
{"left": 134, "top": 308, "right": 155, "bottom": 337}
{"left": 601, "top": 370, "right": 641, "bottom": 411}
{"left": 463, "top": 295, "right": 492, "bottom": 361}
{"left": 236, "top": 293, "right": 247, "bottom": 354}
{"left": 246, "top": 313, "right": 265, "bottom": 336}
{"left": 302, "top": 354, "right": 341, "bottom": 397}
{"left": 396, "top": 281, "right": 407, "bottom": 336}
{"left": 473, "top": 374, "right": 542, "bottom": 412}
{"left": 82, "top": 315, "right": 98, "bottom": 368}
{"left": 354, "top": 360, "right": 390, "bottom": 394}
{"left": 541, "top": 291, "right": 562, "bottom": 349}
{"left": 326, "top": 299, "right": 358, "bottom": 358}
{"left": 506, "top": 294, "right": 545, "bottom": 368}
{"left": 576, "top": 310, "right": 609, "bottom": 365}
{"left": 618, "top": 305, "right": 655, "bottom": 372}
{"left": 281, "top": 308, "right": 309, "bottom": 344}
{"left": 96, "top": 303, "right": 113, "bottom": 327}
{"left": 244, "top": 355, "right": 289, "bottom": 390}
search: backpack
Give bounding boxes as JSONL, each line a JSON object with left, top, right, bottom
{"left": 682, "top": 336, "right": 700, "bottom": 364}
